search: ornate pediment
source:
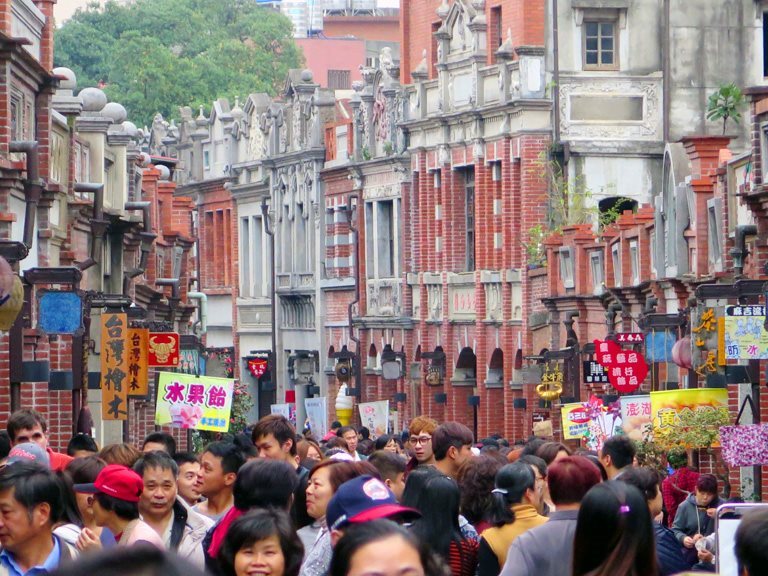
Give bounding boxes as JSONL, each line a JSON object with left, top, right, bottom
{"left": 436, "top": 0, "right": 486, "bottom": 62}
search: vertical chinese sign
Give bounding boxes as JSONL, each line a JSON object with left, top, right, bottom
{"left": 155, "top": 372, "right": 234, "bottom": 432}
{"left": 127, "top": 328, "right": 149, "bottom": 397}
{"left": 100, "top": 313, "right": 129, "bottom": 420}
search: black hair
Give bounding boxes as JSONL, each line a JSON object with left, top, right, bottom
{"left": 517, "top": 454, "right": 547, "bottom": 480}
{"left": 0, "top": 431, "right": 10, "bottom": 460}
{"left": 233, "top": 459, "right": 298, "bottom": 511}
{"left": 373, "top": 434, "right": 395, "bottom": 451}
{"left": 95, "top": 492, "right": 140, "bottom": 521}
{"left": 358, "top": 427, "right": 370, "bottom": 440}
{"left": 0, "top": 461, "right": 62, "bottom": 524}
{"left": 47, "top": 543, "right": 208, "bottom": 576}
{"left": 142, "top": 432, "right": 177, "bottom": 457}
{"left": 401, "top": 466, "right": 443, "bottom": 509}
{"left": 173, "top": 452, "right": 199, "bottom": 467}
{"left": 336, "top": 426, "right": 356, "bottom": 438}
{"left": 581, "top": 452, "right": 608, "bottom": 481}
{"left": 735, "top": 508, "right": 768, "bottom": 576}
{"left": 619, "top": 467, "right": 661, "bottom": 502}
{"left": 409, "top": 474, "right": 463, "bottom": 560}
{"left": 134, "top": 450, "right": 179, "bottom": 479}
{"left": 65, "top": 455, "right": 107, "bottom": 484}
{"left": 600, "top": 435, "right": 636, "bottom": 470}
{"left": 572, "top": 481, "right": 658, "bottom": 576}
{"left": 367, "top": 450, "right": 406, "bottom": 482}
{"left": 489, "top": 462, "right": 535, "bottom": 527}
{"left": 233, "top": 433, "right": 259, "bottom": 458}
{"left": 6, "top": 408, "right": 48, "bottom": 442}
{"left": 55, "top": 471, "right": 84, "bottom": 527}
{"left": 330, "top": 421, "right": 342, "bottom": 429}
{"left": 219, "top": 509, "right": 304, "bottom": 576}
{"left": 329, "top": 520, "right": 448, "bottom": 576}
{"left": 252, "top": 415, "right": 298, "bottom": 456}
{"left": 432, "top": 422, "right": 474, "bottom": 461}
{"left": 520, "top": 437, "right": 547, "bottom": 457}
{"left": 203, "top": 441, "right": 246, "bottom": 475}
{"left": 67, "top": 433, "right": 99, "bottom": 456}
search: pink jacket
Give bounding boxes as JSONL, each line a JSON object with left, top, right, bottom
{"left": 119, "top": 519, "right": 165, "bottom": 549}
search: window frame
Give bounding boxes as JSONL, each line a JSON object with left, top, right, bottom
{"left": 589, "top": 250, "right": 604, "bottom": 295}
{"left": 611, "top": 242, "right": 621, "bottom": 287}
{"left": 465, "top": 170, "right": 476, "bottom": 272}
{"left": 582, "top": 18, "right": 619, "bottom": 71}
{"left": 559, "top": 247, "right": 575, "bottom": 289}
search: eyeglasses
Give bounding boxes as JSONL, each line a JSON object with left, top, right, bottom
{"left": 409, "top": 436, "right": 432, "bottom": 445}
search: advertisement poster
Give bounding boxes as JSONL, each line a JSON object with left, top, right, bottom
{"left": 304, "top": 397, "right": 328, "bottom": 439}
{"left": 560, "top": 396, "right": 622, "bottom": 450}
{"left": 101, "top": 313, "right": 129, "bottom": 420}
{"left": 723, "top": 305, "right": 768, "bottom": 360}
{"left": 271, "top": 403, "right": 297, "bottom": 427}
{"left": 620, "top": 395, "right": 652, "bottom": 442}
{"left": 650, "top": 388, "right": 729, "bottom": 433}
{"left": 358, "top": 400, "right": 389, "bottom": 437}
{"left": 155, "top": 372, "right": 234, "bottom": 432}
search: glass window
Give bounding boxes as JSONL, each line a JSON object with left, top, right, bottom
{"left": 584, "top": 20, "right": 617, "bottom": 70}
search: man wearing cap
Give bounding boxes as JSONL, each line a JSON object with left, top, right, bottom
{"left": 326, "top": 475, "right": 421, "bottom": 546}
{"left": 134, "top": 451, "right": 213, "bottom": 567}
{"left": 74, "top": 464, "right": 164, "bottom": 551}
{"left": 6, "top": 409, "right": 73, "bottom": 472}
{"left": 0, "top": 462, "right": 78, "bottom": 575}
{"left": 4, "top": 443, "right": 51, "bottom": 469}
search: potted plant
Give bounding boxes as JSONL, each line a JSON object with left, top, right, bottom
{"left": 706, "top": 83, "right": 744, "bottom": 135}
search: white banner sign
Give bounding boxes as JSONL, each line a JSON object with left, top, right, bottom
{"left": 358, "top": 400, "right": 389, "bottom": 437}
{"left": 304, "top": 397, "right": 328, "bottom": 440}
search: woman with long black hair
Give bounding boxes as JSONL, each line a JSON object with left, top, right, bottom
{"left": 405, "top": 473, "right": 478, "bottom": 576}
{"left": 572, "top": 481, "right": 659, "bottom": 576}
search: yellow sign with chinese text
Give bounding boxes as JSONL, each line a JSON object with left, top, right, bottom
{"left": 155, "top": 372, "right": 234, "bottom": 432}
{"left": 649, "top": 388, "right": 729, "bottom": 445}
{"left": 100, "top": 313, "right": 129, "bottom": 421}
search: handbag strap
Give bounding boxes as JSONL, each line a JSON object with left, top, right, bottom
{"left": 735, "top": 394, "right": 758, "bottom": 425}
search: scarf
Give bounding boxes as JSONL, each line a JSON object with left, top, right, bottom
{"left": 207, "top": 506, "right": 244, "bottom": 558}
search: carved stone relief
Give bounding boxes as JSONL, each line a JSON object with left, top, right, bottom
{"left": 485, "top": 283, "right": 502, "bottom": 321}
{"left": 427, "top": 284, "right": 443, "bottom": 320}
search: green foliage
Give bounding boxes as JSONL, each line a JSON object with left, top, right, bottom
{"left": 706, "top": 83, "right": 744, "bottom": 135}
{"left": 55, "top": 0, "right": 302, "bottom": 126}
{"left": 523, "top": 224, "right": 547, "bottom": 267}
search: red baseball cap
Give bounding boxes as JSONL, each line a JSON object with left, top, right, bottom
{"left": 74, "top": 464, "right": 144, "bottom": 503}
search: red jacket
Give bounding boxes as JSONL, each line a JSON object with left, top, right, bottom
{"left": 47, "top": 448, "right": 74, "bottom": 472}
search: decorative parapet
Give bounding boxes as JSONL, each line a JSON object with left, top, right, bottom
{"left": 366, "top": 278, "right": 402, "bottom": 317}
{"left": 558, "top": 72, "right": 662, "bottom": 143}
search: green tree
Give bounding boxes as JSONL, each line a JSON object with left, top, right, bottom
{"left": 706, "top": 83, "right": 744, "bottom": 135}
{"left": 55, "top": 0, "right": 302, "bottom": 126}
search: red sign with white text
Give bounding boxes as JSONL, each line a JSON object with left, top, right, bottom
{"left": 593, "top": 339, "right": 648, "bottom": 394}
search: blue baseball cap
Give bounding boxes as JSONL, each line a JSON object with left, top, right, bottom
{"left": 326, "top": 475, "right": 420, "bottom": 530}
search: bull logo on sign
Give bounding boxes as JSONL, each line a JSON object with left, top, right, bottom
{"left": 149, "top": 336, "right": 177, "bottom": 364}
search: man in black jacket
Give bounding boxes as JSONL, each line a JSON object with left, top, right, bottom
{"left": 252, "top": 414, "right": 312, "bottom": 529}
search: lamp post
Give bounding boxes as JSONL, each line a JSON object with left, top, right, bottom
{"left": 261, "top": 197, "right": 278, "bottom": 393}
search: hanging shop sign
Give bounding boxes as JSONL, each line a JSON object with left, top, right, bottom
{"left": 690, "top": 307, "right": 721, "bottom": 377}
{"left": 615, "top": 332, "right": 644, "bottom": 344}
{"left": 127, "top": 328, "right": 149, "bottom": 398}
{"left": 155, "top": 372, "right": 234, "bottom": 432}
{"left": 723, "top": 305, "right": 768, "bottom": 360}
{"left": 594, "top": 339, "right": 648, "bottom": 394}
{"left": 536, "top": 363, "right": 563, "bottom": 401}
{"left": 100, "top": 313, "right": 129, "bottom": 421}
{"left": 248, "top": 357, "right": 269, "bottom": 378}
{"left": 583, "top": 361, "right": 609, "bottom": 384}
{"left": 645, "top": 331, "right": 677, "bottom": 363}
{"left": 37, "top": 290, "right": 84, "bottom": 335}
{"left": 148, "top": 332, "right": 180, "bottom": 367}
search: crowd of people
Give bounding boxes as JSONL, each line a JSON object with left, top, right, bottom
{"left": 0, "top": 407, "right": 765, "bottom": 576}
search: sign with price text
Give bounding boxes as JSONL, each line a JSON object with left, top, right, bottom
{"left": 155, "top": 372, "right": 234, "bottom": 432}
{"left": 723, "top": 305, "right": 768, "bottom": 360}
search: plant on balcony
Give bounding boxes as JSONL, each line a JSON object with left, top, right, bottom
{"left": 523, "top": 224, "right": 547, "bottom": 267}
{"left": 706, "top": 83, "right": 744, "bottom": 135}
